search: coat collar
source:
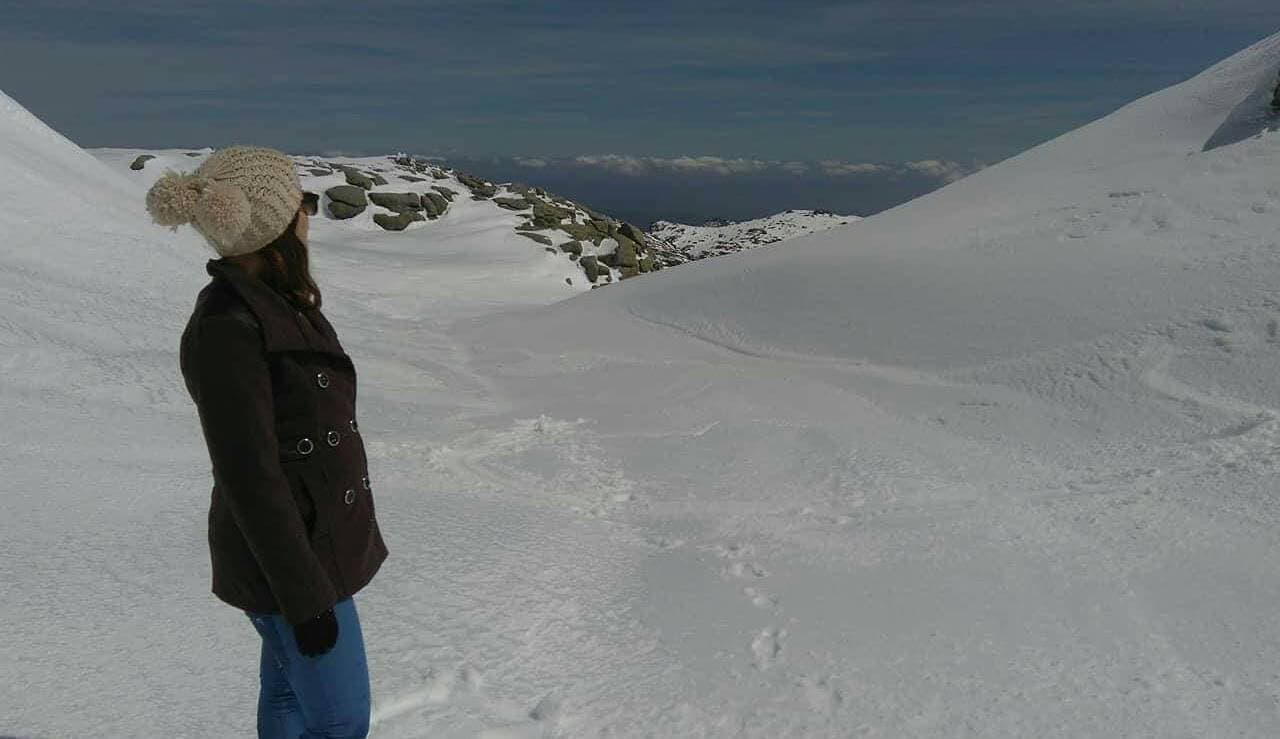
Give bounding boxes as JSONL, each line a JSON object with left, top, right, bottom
{"left": 205, "top": 258, "right": 348, "bottom": 359}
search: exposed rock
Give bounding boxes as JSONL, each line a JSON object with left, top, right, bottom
{"left": 368, "top": 192, "right": 424, "bottom": 212}
{"left": 589, "top": 218, "right": 616, "bottom": 236}
{"left": 579, "top": 255, "right": 600, "bottom": 283}
{"left": 129, "top": 154, "right": 155, "bottom": 170}
{"left": 327, "top": 201, "right": 365, "bottom": 219}
{"left": 344, "top": 170, "right": 375, "bottom": 190}
{"left": 373, "top": 212, "right": 417, "bottom": 231}
{"left": 515, "top": 223, "right": 545, "bottom": 231}
{"left": 326, "top": 185, "right": 368, "bottom": 207}
{"left": 638, "top": 255, "right": 655, "bottom": 273}
{"left": 558, "top": 223, "right": 598, "bottom": 242}
{"left": 324, "top": 185, "right": 368, "bottom": 219}
{"left": 508, "top": 182, "right": 533, "bottom": 195}
{"left": 518, "top": 232, "right": 554, "bottom": 246}
{"left": 185, "top": 152, "right": 203, "bottom": 157}
{"left": 431, "top": 168, "right": 449, "bottom": 180}
{"left": 422, "top": 192, "right": 450, "bottom": 215}
{"left": 558, "top": 240, "right": 583, "bottom": 256}
{"left": 618, "top": 222, "right": 646, "bottom": 243}
{"left": 620, "top": 265, "right": 640, "bottom": 279}
{"left": 307, "top": 168, "right": 332, "bottom": 176}
{"left": 399, "top": 175, "right": 427, "bottom": 182}
{"left": 614, "top": 236, "right": 640, "bottom": 269}
{"left": 529, "top": 200, "right": 572, "bottom": 229}
{"left": 457, "top": 172, "right": 498, "bottom": 198}
{"left": 369, "top": 172, "right": 389, "bottom": 186}
{"left": 1273, "top": 73, "right": 1280, "bottom": 113}
{"left": 431, "top": 186, "right": 457, "bottom": 201}
{"left": 493, "top": 197, "right": 531, "bottom": 211}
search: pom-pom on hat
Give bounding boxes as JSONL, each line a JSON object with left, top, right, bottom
{"left": 145, "top": 146, "right": 303, "bottom": 257}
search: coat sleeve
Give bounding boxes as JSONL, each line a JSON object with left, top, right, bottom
{"left": 188, "top": 313, "right": 339, "bottom": 624}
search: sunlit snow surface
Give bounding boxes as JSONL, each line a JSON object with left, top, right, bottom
{"left": 5, "top": 32, "right": 1280, "bottom": 738}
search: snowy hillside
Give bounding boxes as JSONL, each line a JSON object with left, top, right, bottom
{"left": 649, "top": 209, "right": 861, "bottom": 259}
{"left": 93, "top": 148, "right": 679, "bottom": 314}
{"left": 7, "top": 29, "right": 1280, "bottom": 739}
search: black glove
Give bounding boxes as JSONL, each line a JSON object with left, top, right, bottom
{"left": 292, "top": 608, "right": 339, "bottom": 657}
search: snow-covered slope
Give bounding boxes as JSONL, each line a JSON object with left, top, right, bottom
{"left": 452, "top": 31, "right": 1280, "bottom": 736}
{"left": 93, "top": 149, "right": 676, "bottom": 312}
{"left": 7, "top": 31, "right": 1280, "bottom": 739}
{"left": 649, "top": 209, "right": 861, "bottom": 259}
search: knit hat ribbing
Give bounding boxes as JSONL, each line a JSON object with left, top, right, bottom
{"left": 145, "top": 146, "right": 303, "bottom": 257}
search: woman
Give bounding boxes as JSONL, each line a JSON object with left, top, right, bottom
{"left": 146, "top": 146, "right": 389, "bottom": 739}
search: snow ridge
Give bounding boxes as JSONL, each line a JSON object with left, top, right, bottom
{"left": 648, "top": 209, "right": 861, "bottom": 260}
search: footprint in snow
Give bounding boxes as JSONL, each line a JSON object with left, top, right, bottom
{"left": 744, "top": 586, "right": 779, "bottom": 609}
{"left": 724, "top": 561, "right": 768, "bottom": 580}
{"left": 751, "top": 628, "right": 785, "bottom": 670}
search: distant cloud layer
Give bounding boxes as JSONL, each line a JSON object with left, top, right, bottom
{"left": 445, "top": 153, "right": 987, "bottom": 227}
{"left": 526, "top": 154, "right": 981, "bottom": 183}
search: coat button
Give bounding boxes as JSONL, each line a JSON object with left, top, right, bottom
{"left": 296, "top": 438, "right": 314, "bottom": 455}
{"left": 361, "top": 475, "right": 370, "bottom": 491}
{"left": 349, "top": 418, "right": 359, "bottom": 433}
{"left": 344, "top": 489, "right": 355, "bottom": 505}
{"left": 326, "top": 430, "right": 340, "bottom": 447}
{"left": 316, "top": 372, "right": 330, "bottom": 389}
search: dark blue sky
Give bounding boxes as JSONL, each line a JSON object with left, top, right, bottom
{"left": 2, "top": 2, "right": 1278, "bottom": 223}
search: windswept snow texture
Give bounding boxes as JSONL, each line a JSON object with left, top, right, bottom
{"left": 649, "top": 209, "right": 861, "bottom": 260}
{"left": 6, "top": 30, "right": 1280, "bottom": 739}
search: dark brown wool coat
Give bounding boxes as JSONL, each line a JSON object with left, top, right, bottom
{"left": 180, "top": 258, "right": 388, "bottom": 624}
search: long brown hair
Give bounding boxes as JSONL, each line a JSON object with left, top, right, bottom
{"left": 259, "top": 211, "right": 323, "bottom": 310}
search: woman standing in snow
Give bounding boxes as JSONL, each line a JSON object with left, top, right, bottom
{"left": 147, "top": 146, "right": 388, "bottom": 739}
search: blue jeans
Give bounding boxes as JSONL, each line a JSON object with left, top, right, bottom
{"left": 245, "top": 597, "right": 371, "bottom": 739}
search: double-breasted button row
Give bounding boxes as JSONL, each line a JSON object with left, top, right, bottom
{"left": 293, "top": 427, "right": 355, "bottom": 454}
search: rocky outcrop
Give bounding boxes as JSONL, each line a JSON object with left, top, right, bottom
{"left": 649, "top": 210, "right": 858, "bottom": 261}
{"left": 343, "top": 169, "right": 374, "bottom": 190}
{"left": 129, "top": 154, "right": 154, "bottom": 170}
{"left": 493, "top": 197, "right": 531, "bottom": 211}
{"left": 368, "top": 192, "right": 424, "bottom": 212}
{"left": 518, "top": 231, "right": 554, "bottom": 246}
{"left": 579, "top": 255, "right": 601, "bottom": 283}
{"left": 421, "top": 192, "right": 449, "bottom": 217}
{"left": 296, "top": 152, "right": 684, "bottom": 289}
{"left": 456, "top": 172, "right": 498, "bottom": 199}
{"left": 373, "top": 211, "right": 424, "bottom": 231}
{"left": 324, "top": 185, "right": 368, "bottom": 219}
{"left": 1273, "top": 72, "right": 1280, "bottom": 113}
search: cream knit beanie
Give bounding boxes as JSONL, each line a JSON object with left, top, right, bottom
{"left": 145, "top": 146, "right": 303, "bottom": 257}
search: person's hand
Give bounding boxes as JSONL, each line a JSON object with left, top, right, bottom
{"left": 292, "top": 608, "right": 339, "bottom": 657}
